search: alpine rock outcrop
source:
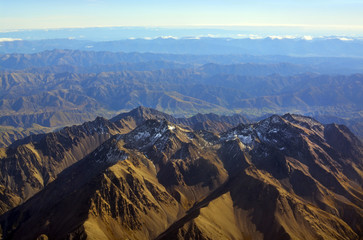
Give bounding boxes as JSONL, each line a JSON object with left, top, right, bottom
{"left": 0, "top": 110, "right": 361, "bottom": 240}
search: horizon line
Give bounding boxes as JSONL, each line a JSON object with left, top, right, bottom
{"left": 2, "top": 23, "right": 363, "bottom": 33}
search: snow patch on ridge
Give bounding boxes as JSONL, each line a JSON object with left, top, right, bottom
{"left": 96, "top": 147, "right": 128, "bottom": 164}
{"left": 168, "top": 125, "right": 175, "bottom": 131}
{"left": 125, "top": 120, "right": 177, "bottom": 151}
{"left": 134, "top": 131, "right": 151, "bottom": 141}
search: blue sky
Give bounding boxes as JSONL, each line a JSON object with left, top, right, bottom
{"left": 1, "top": 0, "right": 363, "bottom": 34}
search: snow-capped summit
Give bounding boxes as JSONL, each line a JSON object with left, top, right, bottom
{"left": 122, "top": 119, "right": 181, "bottom": 151}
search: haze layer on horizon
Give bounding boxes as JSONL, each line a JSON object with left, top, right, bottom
{"left": 1, "top": 0, "right": 363, "bottom": 38}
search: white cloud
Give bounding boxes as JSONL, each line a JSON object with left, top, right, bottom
{"left": 160, "top": 36, "right": 178, "bottom": 39}
{"left": 0, "top": 38, "right": 22, "bottom": 42}
{"left": 184, "top": 36, "right": 201, "bottom": 39}
{"left": 302, "top": 35, "right": 313, "bottom": 40}
{"left": 207, "top": 34, "right": 219, "bottom": 38}
{"left": 338, "top": 37, "right": 353, "bottom": 41}
{"left": 269, "top": 35, "right": 297, "bottom": 40}
{"left": 237, "top": 34, "right": 264, "bottom": 39}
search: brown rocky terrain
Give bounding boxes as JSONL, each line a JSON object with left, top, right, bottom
{"left": 0, "top": 107, "right": 248, "bottom": 215}
{"left": 0, "top": 112, "right": 361, "bottom": 239}
{"left": 1, "top": 54, "right": 363, "bottom": 144}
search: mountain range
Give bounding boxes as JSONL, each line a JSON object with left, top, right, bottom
{"left": 1, "top": 28, "right": 363, "bottom": 240}
{"left": 0, "top": 107, "right": 361, "bottom": 239}
{"left": 0, "top": 49, "right": 362, "bottom": 147}
{"left": 0, "top": 106, "right": 249, "bottom": 214}
{"left": 1, "top": 37, "right": 363, "bottom": 57}
{"left": 2, "top": 49, "right": 363, "bottom": 74}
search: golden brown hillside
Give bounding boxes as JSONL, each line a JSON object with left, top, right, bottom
{"left": 0, "top": 113, "right": 362, "bottom": 240}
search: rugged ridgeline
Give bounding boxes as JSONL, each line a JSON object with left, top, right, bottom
{"left": 0, "top": 106, "right": 248, "bottom": 214}
{"left": 3, "top": 49, "right": 363, "bottom": 74}
{"left": 0, "top": 116, "right": 121, "bottom": 214}
{"left": 111, "top": 106, "right": 249, "bottom": 133}
{"left": 0, "top": 126, "right": 50, "bottom": 148}
{"left": 1, "top": 50, "right": 363, "bottom": 144}
{"left": 1, "top": 69, "right": 362, "bottom": 142}
{"left": 0, "top": 113, "right": 362, "bottom": 239}
{"left": 0, "top": 111, "right": 99, "bottom": 148}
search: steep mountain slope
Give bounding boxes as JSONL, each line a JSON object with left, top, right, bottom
{"left": 315, "top": 115, "right": 363, "bottom": 142}
{"left": 0, "top": 107, "right": 153, "bottom": 214}
{"left": 0, "top": 125, "right": 51, "bottom": 148}
{"left": 0, "top": 120, "right": 228, "bottom": 240}
{"left": 0, "top": 117, "right": 123, "bottom": 214}
{"left": 158, "top": 114, "right": 363, "bottom": 240}
{"left": 0, "top": 113, "right": 362, "bottom": 239}
{"left": 0, "top": 111, "right": 99, "bottom": 148}
{"left": 111, "top": 106, "right": 250, "bottom": 134}
{"left": 0, "top": 107, "right": 249, "bottom": 214}
{"left": 176, "top": 113, "right": 249, "bottom": 133}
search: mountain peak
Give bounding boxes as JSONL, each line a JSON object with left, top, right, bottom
{"left": 0, "top": 110, "right": 362, "bottom": 240}
{"left": 282, "top": 113, "right": 322, "bottom": 129}
{"left": 110, "top": 106, "right": 175, "bottom": 125}
{"left": 123, "top": 119, "right": 178, "bottom": 151}
{"left": 221, "top": 113, "right": 324, "bottom": 150}
{"left": 91, "top": 136, "right": 128, "bottom": 164}
{"left": 258, "top": 114, "right": 286, "bottom": 127}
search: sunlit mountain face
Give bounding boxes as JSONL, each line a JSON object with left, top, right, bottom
{"left": 0, "top": 108, "right": 362, "bottom": 240}
{"left": 1, "top": 0, "right": 363, "bottom": 239}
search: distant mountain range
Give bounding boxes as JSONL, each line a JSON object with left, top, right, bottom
{"left": 2, "top": 49, "right": 363, "bottom": 73}
{"left": 0, "top": 107, "right": 362, "bottom": 239}
{"left": 2, "top": 70, "right": 362, "bottom": 116}
{"left": 1, "top": 37, "right": 363, "bottom": 57}
{"left": 0, "top": 49, "right": 362, "bottom": 146}
{"left": 0, "top": 49, "right": 362, "bottom": 148}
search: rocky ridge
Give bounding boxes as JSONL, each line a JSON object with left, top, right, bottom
{"left": 0, "top": 107, "right": 248, "bottom": 214}
{"left": 0, "top": 112, "right": 361, "bottom": 239}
